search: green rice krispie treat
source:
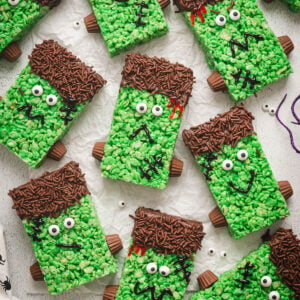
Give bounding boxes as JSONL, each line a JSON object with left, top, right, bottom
{"left": 264, "top": 0, "right": 300, "bottom": 13}
{"left": 8, "top": 161, "right": 123, "bottom": 295}
{"left": 173, "top": 0, "right": 294, "bottom": 103}
{"left": 183, "top": 105, "right": 293, "bottom": 240}
{"left": 103, "top": 207, "right": 205, "bottom": 300}
{"left": 0, "top": 40, "right": 105, "bottom": 168}
{"left": 92, "top": 53, "right": 194, "bottom": 189}
{"left": 191, "top": 228, "right": 300, "bottom": 300}
{"left": 84, "top": 0, "right": 169, "bottom": 57}
{"left": 0, "top": 0, "right": 61, "bottom": 62}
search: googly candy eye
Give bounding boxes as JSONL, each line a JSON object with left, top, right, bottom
{"left": 8, "top": 0, "right": 19, "bottom": 6}
{"left": 32, "top": 85, "right": 43, "bottom": 96}
{"left": 46, "top": 94, "right": 58, "bottom": 106}
{"left": 215, "top": 15, "right": 226, "bottom": 26}
{"left": 118, "top": 200, "right": 125, "bottom": 208}
{"left": 146, "top": 262, "right": 157, "bottom": 274}
{"left": 262, "top": 104, "right": 270, "bottom": 112}
{"left": 220, "top": 251, "right": 227, "bottom": 257}
{"left": 64, "top": 217, "right": 75, "bottom": 229}
{"left": 269, "top": 291, "right": 280, "bottom": 300}
{"left": 48, "top": 225, "right": 60, "bottom": 236}
{"left": 208, "top": 248, "right": 215, "bottom": 256}
{"left": 229, "top": 10, "right": 240, "bottom": 21}
{"left": 222, "top": 159, "right": 233, "bottom": 171}
{"left": 269, "top": 108, "right": 276, "bottom": 116}
{"left": 136, "top": 103, "right": 147, "bottom": 114}
{"left": 261, "top": 276, "right": 272, "bottom": 287}
{"left": 159, "top": 266, "right": 170, "bottom": 276}
{"left": 152, "top": 105, "right": 163, "bottom": 117}
{"left": 237, "top": 150, "right": 248, "bottom": 161}
{"left": 73, "top": 21, "right": 80, "bottom": 29}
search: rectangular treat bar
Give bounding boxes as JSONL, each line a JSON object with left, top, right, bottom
{"left": 8, "top": 162, "right": 122, "bottom": 295}
{"left": 0, "top": 40, "right": 105, "bottom": 168}
{"left": 0, "top": 0, "right": 61, "bottom": 61}
{"left": 191, "top": 228, "right": 300, "bottom": 300}
{"left": 85, "top": 0, "right": 168, "bottom": 57}
{"left": 95, "top": 53, "right": 194, "bottom": 189}
{"left": 174, "top": 0, "right": 293, "bottom": 102}
{"left": 183, "top": 105, "right": 291, "bottom": 239}
{"left": 104, "top": 207, "right": 205, "bottom": 300}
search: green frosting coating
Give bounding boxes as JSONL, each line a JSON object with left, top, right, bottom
{"left": 88, "top": 0, "right": 168, "bottom": 56}
{"left": 101, "top": 87, "right": 182, "bottom": 189}
{"left": 0, "top": 65, "right": 87, "bottom": 168}
{"left": 196, "top": 135, "right": 289, "bottom": 239}
{"left": 23, "top": 195, "right": 118, "bottom": 295}
{"left": 180, "top": 0, "right": 292, "bottom": 102}
{"left": 116, "top": 241, "right": 194, "bottom": 299}
{"left": 0, "top": 0, "right": 49, "bottom": 54}
{"left": 281, "top": 0, "right": 300, "bottom": 12}
{"left": 190, "top": 243, "right": 293, "bottom": 300}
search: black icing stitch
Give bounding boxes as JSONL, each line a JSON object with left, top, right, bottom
{"left": 0, "top": 276, "right": 11, "bottom": 292}
{"left": 228, "top": 170, "right": 255, "bottom": 194}
{"left": 56, "top": 243, "right": 82, "bottom": 250}
{"left": 134, "top": 281, "right": 173, "bottom": 300}
{"left": 200, "top": 153, "right": 217, "bottom": 181}
{"left": 60, "top": 96, "right": 77, "bottom": 125}
{"left": 230, "top": 33, "right": 264, "bottom": 58}
{"left": 17, "top": 104, "right": 45, "bottom": 125}
{"left": 130, "top": 123, "right": 154, "bottom": 144}
{"left": 235, "top": 261, "right": 254, "bottom": 290}
{"left": 175, "top": 256, "right": 192, "bottom": 283}
{"left": 28, "top": 218, "right": 44, "bottom": 242}
{"left": 0, "top": 255, "right": 5, "bottom": 266}
{"left": 139, "top": 155, "right": 163, "bottom": 180}
{"left": 133, "top": 1, "right": 148, "bottom": 27}
{"left": 231, "top": 69, "right": 261, "bottom": 90}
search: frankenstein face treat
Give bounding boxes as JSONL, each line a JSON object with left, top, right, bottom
{"left": 0, "top": 0, "right": 61, "bottom": 62}
{"left": 183, "top": 106, "right": 293, "bottom": 240}
{"left": 173, "top": 0, "right": 294, "bottom": 103}
{"left": 8, "top": 162, "right": 122, "bottom": 295}
{"left": 103, "top": 207, "right": 205, "bottom": 300}
{"left": 84, "top": 0, "right": 169, "bottom": 57}
{"left": 191, "top": 228, "right": 300, "bottom": 300}
{"left": 92, "top": 53, "right": 194, "bottom": 189}
{"left": 0, "top": 40, "right": 105, "bottom": 168}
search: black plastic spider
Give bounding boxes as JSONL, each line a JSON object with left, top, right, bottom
{"left": 0, "top": 276, "right": 11, "bottom": 292}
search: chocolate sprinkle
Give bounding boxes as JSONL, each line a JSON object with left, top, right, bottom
{"left": 182, "top": 105, "right": 254, "bottom": 155}
{"left": 131, "top": 207, "right": 205, "bottom": 256}
{"left": 34, "top": 0, "right": 61, "bottom": 8}
{"left": 9, "top": 161, "right": 90, "bottom": 220}
{"left": 269, "top": 228, "right": 300, "bottom": 299}
{"left": 29, "top": 40, "right": 105, "bottom": 104}
{"left": 121, "top": 53, "right": 194, "bottom": 106}
{"left": 174, "top": 0, "right": 223, "bottom": 12}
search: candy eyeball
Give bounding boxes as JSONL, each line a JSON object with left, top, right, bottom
{"left": 208, "top": 248, "right": 215, "bottom": 256}
{"left": 32, "top": 85, "right": 43, "bottom": 96}
{"left": 73, "top": 21, "right": 80, "bottom": 29}
{"left": 136, "top": 103, "right": 147, "bottom": 114}
{"left": 262, "top": 104, "right": 269, "bottom": 112}
{"left": 152, "top": 105, "right": 163, "bottom": 117}
{"left": 269, "top": 108, "right": 276, "bottom": 116}
{"left": 46, "top": 94, "right": 58, "bottom": 106}
{"left": 215, "top": 15, "right": 226, "bottom": 26}
{"left": 229, "top": 10, "right": 240, "bottom": 21}
{"left": 222, "top": 159, "right": 233, "bottom": 171}
{"left": 220, "top": 251, "right": 227, "bottom": 257}
{"left": 64, "top": 217, "right": 75, "bottom": 229}
{"left": 8, "top": 0, "right": 19, "bottom": 6}
{"left": 118, "top": 200, "right": 125, "bottom": 208}
{"left": 48, "top": 225, "right": 60, "bottom": 236}
{"left": 146, "top": 262, "right": 157, "bottom": 274}
{"left": 261, "top": 276, "right": 272, "bottom": 287}
{"left": 269, "top": 291, "right": 280, "bottom": 300}
{"left": 237, "top": 149, "right": 248, "bottom": 161}
{"left": 159, "top": 266, "right": 170, "bottom": 276}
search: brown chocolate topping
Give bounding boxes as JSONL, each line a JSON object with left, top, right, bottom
{"left": 9, "top": 161, "right": 90, "bottom": 220}
{"left": 174, "top": 0, "right": 223, "bottom": 12}
{"left": 269, "top": 228, "right": 300, "bottom": 299}
{"left": 34, "top": 0, "right": 61, "bottom": 8}
{"left": 131, "top": 207, "right": 205, "bottom": 256}
{"left": 121, "top": 53, "right": 194, "bottom": 106}
{"left": 182, "top": 105, "right": 254, "bottom": 155}
{"left": 29, "top": 40, "right": 105, "bottom": 104}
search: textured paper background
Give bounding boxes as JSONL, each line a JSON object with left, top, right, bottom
{"left": 0, "top": 0, "right": 299, "bottom": 298}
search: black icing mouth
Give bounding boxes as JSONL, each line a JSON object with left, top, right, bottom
{"left": 228, "top": 170, "right": 255, "bottom": 194}
{"left": 134, "top": 281, "right": 173, "bottom": 300}
{"left": 55, "top": 243, "right": 82, "bottom": 250}
{"left": 130, "top": 123, "right": 154, "bottom": 144}
{"left": 18, "top": 104, "right": 45, "bottom": 125}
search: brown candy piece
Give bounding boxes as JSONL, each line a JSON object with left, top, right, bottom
{"left": 278, "top": 36, "right": 294, "bottom": 56}
{"left": 278, "top": 180, "right": 293, "bottom": 201}
{"left": 84, "top": 13, "right": 101, "bottom": 33}
{"left": 47, "top": 140, "right": 67, "bottom": 161}
{"left": 169, "top": 156, "right": 183, "bottom": 177}
{"left": 103, "top": 285, "right": 119, "bottom": 300}
{"left": 197, "top": 270, "right": 218, "bottom": 290}
{"left": 30, "top": 261, "right": 44, "bottom": 281}
{"left": 1, "top": 42, "right": 22, "bottom": 62}
{"left": 209, "top": 206, "right": 227, "bottom": 228}
{"left": 207, "top": 71, "right": 227, "bottom": 92}
{"left": 158, "top": 0, "right": 170, "bottom": 9}
{"left": 105, "top": 234, "right": 123, "bottom": 255}
{"left": 92, "top": 141, "right": 106, "bottom": 161}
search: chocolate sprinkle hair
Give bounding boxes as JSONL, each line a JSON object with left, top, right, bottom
{"left": 182, "top": 105, "right": 254, "bottom": 155}
{"left": 29, "top": 40, "right": 105, "bottom": 104}
{"left": 121, "top": 53, "right": 194, "bottom": 106}
{"left": 34, "top": 0, "right": 61, "bottom": 8}
{"left": 9, "top": 161, "right": 90, "bottom": 220}
{"left": 269, "top": 228, "right": 300, "bottom": 299}
{"left": 131, "top": 207, "right": 205, "bottom": 256}
{"left": 174, "top": 0, "right": 223, "bottom": 12}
